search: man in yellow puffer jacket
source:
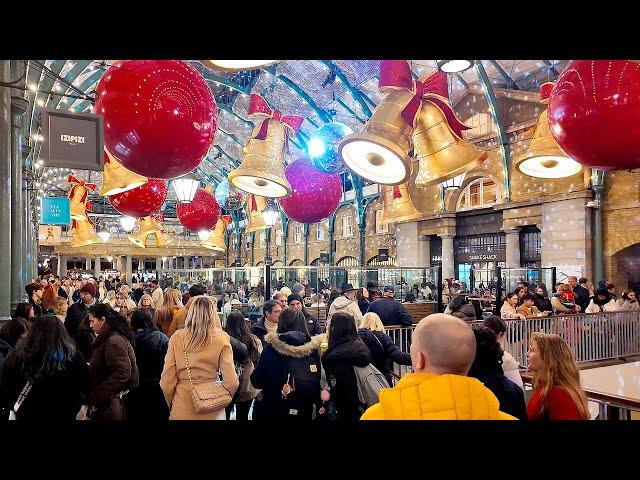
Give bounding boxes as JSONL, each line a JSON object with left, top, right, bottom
{"left": 361, "top": 314, "right": 516, "bottom": 420}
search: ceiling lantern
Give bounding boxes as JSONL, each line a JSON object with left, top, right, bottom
{"left": 339, "top": 60, "right": 416, "bottom": 185}
{"left": 262, "top": 199, "right": 280, "bottom": 227}
{"left": 441, "top": 173, "right": 466, "bottom": 191}
{"left": 436, "top": 60, "right": 475, "bottom": 74}
{"left": 228, "top": 94, "right": 303, "bottom": 198}
{"left": 119, "top": 215, "right": 137, "bottom": 232}
{"left": 201, "top": 60, "right": 278, "bottom": 72}
{"left": 172, "top": 178, "right": 199, "bottom": 203}
{"left": 515, "top": 82, "right": 583, "bottom": 179}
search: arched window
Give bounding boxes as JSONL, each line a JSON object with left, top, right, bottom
{"left": 457, "top": 177, "right": 500, "bottom": 211}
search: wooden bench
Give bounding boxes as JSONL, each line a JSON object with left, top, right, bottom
{"left": 403, "top": 302, "right": 437, "bottom": 324}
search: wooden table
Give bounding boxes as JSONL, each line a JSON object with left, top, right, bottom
{"left": 579, "top": 362, "right": 640, "bottom": 419}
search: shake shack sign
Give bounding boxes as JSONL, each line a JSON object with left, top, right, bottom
{"left": 470, "top": 254, "right": 498, "bottom": 260}
{"left": 42, "top": 109, "right": 104, "bottom": 171}
{"left": 456, "top": 251, "right": 506, "bottom": 263}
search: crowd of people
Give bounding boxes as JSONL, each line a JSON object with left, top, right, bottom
{"left": 0, "top": 265, "right": 602, "bottom": 421}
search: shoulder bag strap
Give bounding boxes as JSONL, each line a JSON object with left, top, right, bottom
{"left": 181, "top": 335, "right": 196, "bottom": 390}
{"left": 13, "top": 381, "right": 33, "bottom": 414}
{"left": 372, "top": 331, "right": 385, "bottom": 351}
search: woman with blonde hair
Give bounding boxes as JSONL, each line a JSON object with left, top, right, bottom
{"left": 160, "top": 296, "right": 239, "bottom": 420}
{"left": 137, "top": 294, "right": 156, "bottom": 318}
{"left": 98, "top": 281, "right": 107, "bottom": 302}
{"left": 357, "top": 311, "right": 411, "bottom": 385}
{"left": 526, "top": 333, "right": 589, "bottom": 420}
{"left": 52, "top": 296, "right": 69, "bottom": 323}
{"left": 103, "top": 290, "right": 116, "bottom": 308}
{"left": 155, "top": 289, "right": 183, "bottom": 335}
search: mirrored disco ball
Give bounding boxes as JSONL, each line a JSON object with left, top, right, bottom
{"left": 215, "top": 179, "right": 246, "bottom": 211}
{"left": 308, "top": 122, "right": 354, "bottom": 174}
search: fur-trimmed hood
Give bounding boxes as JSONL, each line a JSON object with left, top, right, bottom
{"left": 264, "top": 330, "right": 323, "bottom": 358}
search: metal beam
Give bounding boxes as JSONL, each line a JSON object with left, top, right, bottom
{"left": 454, "top": 73, "right": 469, "bottom": 89}
{"left": 489, "top": 60, "right": 519, "bottom": 90}
{"left": 476, "top": 60, "right": 511, "bottom": 202}
{"left": 542, "top": 60, "right": 559, "bottom": 76}
{"left": 320, "top": 60, "right": 372, "bottom": 118}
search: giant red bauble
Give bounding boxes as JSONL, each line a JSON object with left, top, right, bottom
{"left": 548, "top": 60, "right": 640, "bottom": 170}
{"left": 177, "top": 188, "right": 221, "bottom": 231}
{"left": 108, "top": 179, "right": 168, "bottom": 218}
{"left": 95, "top": 60, "right": 218, "bottom": 179}
{"left": 279, "top": 158, "right": 342, "bottom": 224}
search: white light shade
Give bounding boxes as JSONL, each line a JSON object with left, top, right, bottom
{"left": 516, "top": 155, "right": 583, "bottom": 179}
{"left": 97, "top": 230, "right": 111, "bottom": 242}
{"left": 437, "top": 60, "right": 474, "bottom": 73}
{"left": 262, "top": 204, "right": 279, "bottom": 227}
{"left": 442, "top": 173, "right": 466, "bottom": 190}
{"left": 204, "top": 60, "right": 277, "bottom": 72}
{"left": 107, "top": 256, "right": 113, "bottom": 262}
{"left": 198, "top": 230, "right": 211, "bottom": 241}
{"left": 172, "top": 178, "right": 199, "bottom": 203}
{"left": 230, "top": 175, "right": 289, "bottom": 198}
{"left": 120, "top": 216, "right": 136, "bottom": 232}
{"left": 341, "top": 140, "right": 409, "bottom": 184}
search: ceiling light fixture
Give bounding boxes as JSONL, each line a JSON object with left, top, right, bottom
{"left": 436, "top": 60, "right": 475, "bottom": 73}
{"left": 201, "top": 60, "right": 278, "bottom": 72}
{"left": 172, "top": 177, "right": 199, "bottom": 203}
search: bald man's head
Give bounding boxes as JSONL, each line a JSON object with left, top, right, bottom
{"left": 410, "top": 314, "right": 476, "bottom": 376}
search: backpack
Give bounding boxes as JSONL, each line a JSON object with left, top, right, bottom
{"left": 353, "top": 363, "right": 389, "bottom": 408}
{"left": 281, "top": 354, "right": 321, "bottom": 419}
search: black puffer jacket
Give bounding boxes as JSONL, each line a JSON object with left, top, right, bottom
{"left": 451, "top": 304, "right": 477, "bottom": 322}
{"left": 533, "top": 293, "right": 553, "bottom": 313}
{"left": 321, "top": 338, "right": 371, "bottom": 422}
{"left": 366, "top": 297, "right": 412, "bottom": 327}
{"left": 358, "top": 328, "right": 411, "bottom": 385}
{"left": 0, "top": 338, "right": 12, "bottom": 373}
{"left": 302, "top": 308, "right": 322, "bottom": 335}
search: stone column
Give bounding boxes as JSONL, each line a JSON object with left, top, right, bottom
{"left": 60, "top": 255, "right": 67, "bottom": 277}
{"left": 0, "top": 61, "right": 12, "bottom": 318}
{"left": 418, "top": 236, "right": 431, "bottom": 267}
{"left": 10, "top": 91, "right": 28, "bottom": 312}
{"left": 395, "top": 222, "right": 420, "bottom": 267}
{"left": 504, "top": 227, "right": 521, "bottom": 268}
{"left": 85, "top": 257, "right": 92, "bottom": 271}
{"left": 156, "top": 257, "right": 162, "bottom": 279}
{"left": 440, "top": 234, "right": 455, "bottom": 280}
{"left": 125, "top": 256, "right": 133, "bottom": 283}
{"left": 94, "top": 256, "right": 101, "bottom": 278}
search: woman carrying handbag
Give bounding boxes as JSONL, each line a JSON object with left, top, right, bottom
{"left": 160, "top": 296, "right": 239, "bottom": 420}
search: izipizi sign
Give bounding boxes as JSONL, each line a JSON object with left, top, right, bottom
{"left": 41, "top": 109, "right": 104, "bottom": 171}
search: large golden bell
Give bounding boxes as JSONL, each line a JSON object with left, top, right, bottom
{"left": 99, "top": 151, "right": 148, "bottom": 196}
{"left": 202, "top": 217, "right": 228, "bottom": 252}
{"left": 228, "top": 119, "right": 291, "bottom": 198}
{"left": 69, "top": 186, "right": 90, "bottom": 221}
{"left": 70, "top": 219, "right": 101, "bottom": 247}
{"left": 379, "top": 183, "right": 423, "bottom": 224}
{"left": 339, "top": 89, "right": 415, "bottom": 185}
{"left": 514, "top": 108, "right": 582, "bottom": 179}
{"left": 127, "top": 216, "right": 163, "bottom": 248}
{"left": 413, "top": 101, "right": 487, "bottom": 186}
{"left": 245, "top": 194, "right": 268, "bottom": 234}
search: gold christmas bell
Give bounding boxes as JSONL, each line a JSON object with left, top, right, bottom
{"left": 339, "top": 60, "right": 417, "bottom": 185}
{"left": 70, "top": 219, "right": 101, "bottom": 247}
{"left": 379, "top": 183, "right": 422, "bottom": 224}
{"left": 413, "top": 71, "right": 487, "bottom": 186}
{"left": 245, "top": 194, "right": 268, "bottom": 234}
{"left": 202, "top": 215, "right": 231, "bottom": 251}
{"left": 514, "top": 82, "right": 582, "bottom": 179}
{"left": 228, "top": 94, "right": 303, "bottom": 198}
{"left": 99, "top": 149, "right": 148, "bottom": 196}
{"left": 128, "top": 216, "right": 165, "bottom": 248}
{"left": 68, "top": 175, "right": 97, "bottom": 221}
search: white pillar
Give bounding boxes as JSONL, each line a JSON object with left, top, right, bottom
{"left": 85, "top": 257, "right": 92, "bottom": 271}
{"left": 94, "top": 256, "right": 101, "bottom": 278}
{"left": 504, "top": 228, "right": 521, "bottom": 268}
{"left": 156, "top": 257, "right": 162, "bottom": 279}
{"left": 395, "top": 222, "right": 420, "bottom": 267}
{"left": 60, "top": 255, "right": 67, "bottom": 277}
{"left": 126, "top": 256, "right": 133, "bottom": 283}
{"left": 441, "top": 235, "right": 455, "bottom": 280}
{"left": 418, "top": 237, "right": 431, "bottom": 267}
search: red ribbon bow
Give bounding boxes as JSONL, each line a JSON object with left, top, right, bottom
{"left": 248, "top": 93, "right": 304, "bottom": 139}
{"left": 67, "top": 175, "right": 97, "bottom": 191}
{"left": 392, "top": 185, "right": 403, "bottom": 199}
{"left": 220, "top": 215, "right": 232, "bottom": 224}
{"left": 378, "top": 60, "right": 470, "bottom": 137}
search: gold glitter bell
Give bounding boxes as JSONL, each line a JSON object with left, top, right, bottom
{"left": 244, "top": 194, "right": 268, "bottom": 234}
{"left": 514, "top": 83, "right": 582, "bottom": 179}
{"left": 339, "top": 89, "right": 415, "bottom": 185}
{"left": 99, "top": 150, "right": 148, "bottom": 196}
{"left": 127, "top": 216, "right": 163, "bottom": 248}
{"left": 70, "top": 219, "right": 101, "bottom": 247}
{"left": 379, "top": 183, "right": 423, "bottom": 224}
{"left": 413, "top": 101, "right": 487, "bottom": 186}
{"left": 67, "top": 176, "right": 97, "bottom": 222}
{"left": 202, "top": 216, "right": 230, "bottom": 252}
{"left": 229, "top": 119, "right": 292, "bottom": 198}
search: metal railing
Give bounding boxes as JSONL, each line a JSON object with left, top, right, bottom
{"left": 383, "top": 311, "right": 640, "bottom": 381}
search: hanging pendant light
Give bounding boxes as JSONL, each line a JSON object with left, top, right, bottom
{"left": 437, "top": 60, "right": 475, "bottom": 73}
{"left": 172, "top": 178, "right": 199, "bottom": 203}
{"left": 441, "top": 173, "right": 466, "bottom": 191}
{"left": 262, "top": 198, "right": 279, "bottom": 227}
{"left": 97, "top": 229, "right": 111, "bottom": 242}
{"left": 514, "top": 82, "right": 583, "bottom": 179}
{"left": 120, "top": 215, "right": 136, "bottom": 232}
{"left": 197, "top": 230, "right": 211, "bottom": 241}
{"left": 201, "top": 60, "right": 278, "bottom": 72}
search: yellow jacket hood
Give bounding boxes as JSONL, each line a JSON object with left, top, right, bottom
{"left": 361, "top": 373, "right": 516, "bottom": 420}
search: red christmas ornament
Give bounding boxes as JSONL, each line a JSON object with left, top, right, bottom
{"left": 548, "top": 60, "right": 640, "bottom": 170}
{"left": 177, "top": 187, "right": 221, "bottom": 231}
{"left": 108, "top": 179, "right": 168, "bottom": 218}
{"left": 95, "top": 60, "right": 218, "bottom": 179}
{"left": 279, "top": 158, "right": 342, "bottom": 224}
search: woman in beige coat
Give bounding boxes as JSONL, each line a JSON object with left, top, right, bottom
{"left": 160, "top": 296, "right": 239, "bottom": 420}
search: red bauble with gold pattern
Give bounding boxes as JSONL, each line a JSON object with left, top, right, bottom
{"left": 108, "top": 179, "right": 168, "bottom": 218}
{"left": 177, "top": 187, "right": 221, "bottom": 231}
{"left": 548, "top": 60, "right": 640, "bottom": 169}
{"left": 95, "top": 60, "right": 218, "bottom": 179}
